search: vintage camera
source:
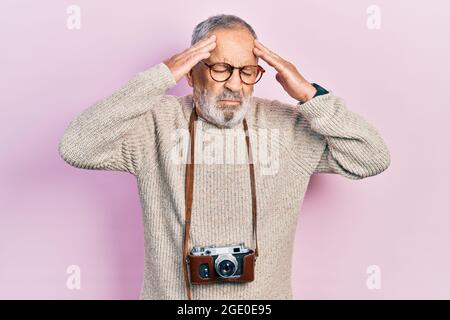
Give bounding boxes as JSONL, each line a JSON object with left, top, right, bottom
{"left": 188, "top": 243, "right": 256, "bottom": 284}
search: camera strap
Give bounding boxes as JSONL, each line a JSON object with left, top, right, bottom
{"left": 182, "top": 105, "right": 259, "bottom": 300}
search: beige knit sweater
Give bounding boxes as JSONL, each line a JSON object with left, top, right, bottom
{"left": 58, "top": 62, "right": 390, "bottom": 299}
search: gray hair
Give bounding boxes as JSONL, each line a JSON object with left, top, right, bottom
{"left": 191, "top": 14, "right": 258, "bottom": 46}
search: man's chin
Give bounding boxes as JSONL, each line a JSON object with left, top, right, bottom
{"left": 198, "top": 99, "right": 250, "bottom": 128}
{"left": 223, "top": 111, "right": 235, "bottom": 122}
{"left": 206, "top": 109, "right": 240, "bottom": 128}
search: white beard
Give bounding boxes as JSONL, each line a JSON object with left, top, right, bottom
{"left": 193, "top": 87, "right": 253, "bottom": 128}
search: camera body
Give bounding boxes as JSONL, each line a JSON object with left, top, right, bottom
{"left": 188, "top": 243, "right": 256, "bottom": 284}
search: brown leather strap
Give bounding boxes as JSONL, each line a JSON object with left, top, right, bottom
{"left": 182, "top": 106, "right": 258, "bottom": 300}
{"left": 182, "top": 106, "right": 197, "bottom": 300}
{"left": 243, "top": 116, "right": 259, "bottom": 259}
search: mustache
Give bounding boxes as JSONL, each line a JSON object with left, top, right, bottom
{"left": 216, "top": 91, "right": 243, "bottom": 101}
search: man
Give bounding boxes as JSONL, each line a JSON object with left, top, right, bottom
{"left": 59, "top": 14, "right": 390, "bottom": 300}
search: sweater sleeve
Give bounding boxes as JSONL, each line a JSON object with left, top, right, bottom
{"left": 58, "top": 62, "right": 177, "bottom": 176}
{"left": 297, "top": 92, "right": 391, "bottom": 180}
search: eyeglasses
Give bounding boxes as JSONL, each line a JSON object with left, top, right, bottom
{"left": 202, "top": 61, "right": 265, "bottom": 85}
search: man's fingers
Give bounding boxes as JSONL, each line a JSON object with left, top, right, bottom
{"left": 187, "top": 40, "right": 216, "bottom": 62}
{"left": 254, "top": 40, "right": 271, "bottom": 53}
{"left": 181, "top": 37, "right": 215, "bottom": 63}
{"left": 177, "top": 35, "right": 215, "bottom": 57}
{"left": 188, "top": 35, "right": 217, "bottom": 52}
{"left": 254, "top": 39, "right": 282, "bottom": 59}
{"left": 194, "top": 40, "right": 216, "bottom": 54}
{"left": 164, "top": 35, "right": 216, "bottom": 81}
{"left": 192, "top": 50, "right": 211, "bottom": 64}
{"left": 183, "top": 42, "right": 215, "bottom": 68}
{"left": 253, "top": 47, "right": 283, "bottom": 72}
{"left": 173, "top": 40, "right": 215, "bottom": 66}
{"left": 253, "top": 39, "right": 288, "bottom": 72}
{"left": 185, "top": 50, "right": 211, "bottom": 70}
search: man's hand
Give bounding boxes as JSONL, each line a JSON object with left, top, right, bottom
{"left": 253, "top": 39, "right": 317, "bottom": 103}
{"left": 163, "top": 35, "right": 217, "bottom": 83}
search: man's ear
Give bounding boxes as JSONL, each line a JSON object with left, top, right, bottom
{"left": 186, "top": 69, "right": 194, "bottom": 87}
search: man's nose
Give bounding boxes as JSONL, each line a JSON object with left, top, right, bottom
{"left": 224, "top": 68, "right": 243, "bottom": 92}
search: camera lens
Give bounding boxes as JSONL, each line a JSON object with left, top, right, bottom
{"left": 218, "top": 260, "right": 235, "bottom": 277}
{"left": 214, "top": 254, "right": 238, "bottom": 278}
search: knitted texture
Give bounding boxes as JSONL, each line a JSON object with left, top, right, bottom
{"left": 59, "top": 62, "right": 390, "bottom": 299}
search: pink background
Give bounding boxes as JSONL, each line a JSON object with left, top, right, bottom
{"left": 1, "top": 0, "right": 449, "bottom": 299}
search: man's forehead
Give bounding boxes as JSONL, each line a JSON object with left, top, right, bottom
{"left": 208, "top": 46, "right": 257, "bottom": 66}
{"left": 207, "top": 28, "right": 257, "bottom": 66}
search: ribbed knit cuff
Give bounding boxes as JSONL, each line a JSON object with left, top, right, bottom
{"left": 296, "top": 92, "right": 336, "bottom": 122}
{"left": 137, "top": 62, "right": 177, "bottom": 95}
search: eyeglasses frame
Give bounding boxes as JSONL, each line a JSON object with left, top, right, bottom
{"left": 201, "top": 61, "right": 266, "bottom": 85}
